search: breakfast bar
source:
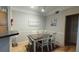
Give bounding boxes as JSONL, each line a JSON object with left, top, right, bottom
{"left": 0, "top": 31, "right": 19, "bottom": 52}
{"left": 0, "top": 31, "right": 19, "bottom": 38}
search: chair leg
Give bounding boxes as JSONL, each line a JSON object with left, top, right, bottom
{"left": 51, "top": 43, "right": 53, "bottom": 51}
{"left": 41, "top": 46, "right": 43, "bottom": 52}
{"left": 47, "top": 44, "right": 49, "bottom": 52}
{"left": 41, "top": 41, "right": 43, "bottom": 52}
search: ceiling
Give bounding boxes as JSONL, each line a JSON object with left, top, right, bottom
{"left": 12, "top": 6, "right": 73, "bottom": 16}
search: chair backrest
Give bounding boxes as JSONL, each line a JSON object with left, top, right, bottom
{"left": 27, "top": 35, "right": 33, "bottom": 45}
{"left": 52, "top": 33, "right": 56, "bottom": 39}
{"left": 42, "top": 34, "right": 50, "bottom": 45}
{"left": 50, "top": 33, "right": 56, "bottom": 42}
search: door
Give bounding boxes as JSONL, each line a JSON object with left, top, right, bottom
{"left": 65, "top": 14, "right": 78, "bottom": 46}
{"left": 71, "top": 15, "right": 78, "bottom": 45}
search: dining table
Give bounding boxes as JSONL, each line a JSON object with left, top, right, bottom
{"left": 29, "top": 34, "right": 50, "bottom": 52}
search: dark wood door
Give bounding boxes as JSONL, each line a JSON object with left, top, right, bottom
{"left": 65, "top": 14, "right": 78, "bottom": 46}
{"left": 71, "top": 15, "right": 78, "bottom": 45}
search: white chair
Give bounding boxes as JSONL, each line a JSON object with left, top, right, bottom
{"left": 27, "top": 35, "right": 35, "bottom": 52}
{"left": 27, "top": 35, "right": 34, "bottom": 46}
{"left": 50, "top": 33, "right": 56, "bottom": 50}
{"left": 37, "top": 34, "right": 50, "bottom": 52}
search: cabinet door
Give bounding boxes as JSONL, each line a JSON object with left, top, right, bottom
{"left": 0, "top": 11, "right": 7, "bottom": 26}
{"left": 0, "top": 11, "right": 8, "bottom": 33}
{"left": 0, "top": 26, "right": 7, "bottom": 33}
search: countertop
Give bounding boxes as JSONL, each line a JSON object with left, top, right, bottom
{"left": 0, "top": 31, "right": 19, "bottom": 38}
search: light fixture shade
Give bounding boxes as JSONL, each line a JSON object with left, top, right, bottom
{"left": 30, "top": 6, "right": 34, "bottom": 8}
{"left": 41, "top": 8, "right": 45, "bottom": 12}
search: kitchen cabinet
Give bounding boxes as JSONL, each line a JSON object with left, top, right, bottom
{"left": 0, "top": 10, "right": 8, "bottom": 33}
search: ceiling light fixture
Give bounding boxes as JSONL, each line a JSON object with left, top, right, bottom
{"left": 30, "top": 6, "right": 34, "bottom": 8}
{"left": 41, "top": 8, "right": 45, "bottom": 12}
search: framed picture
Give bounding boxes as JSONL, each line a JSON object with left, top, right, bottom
{"left": 51, "top": 18, "right": 57, "bottom": 26}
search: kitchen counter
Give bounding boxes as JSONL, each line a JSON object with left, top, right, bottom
{"left": 0, "top": 31, "right": 19, "bottom": 52}
{"left": 0, "top": 31, "right": 19, "bottom": 38}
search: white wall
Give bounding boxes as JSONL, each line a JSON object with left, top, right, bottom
{"left": 46, "top": 11, "right": 65, "bottom": 46}
{"left": 46, "top": 7, "right": 79, "bottom": 47}
{"left": 12, "top": 10, "right": 46, "bottom": 42}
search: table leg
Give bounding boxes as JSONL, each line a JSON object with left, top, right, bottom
{"left": 34, "top": 41, "right": 36, "bottom": 52}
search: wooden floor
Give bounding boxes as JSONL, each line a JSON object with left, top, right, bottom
{"left": 10, "top": 41, "right": 76, "bottom": 52}
{"left": 10, "top": 41, "right": 27, "bottom": 52}
{"left": 53, "top": 46, "right": 76, "bottom": 52}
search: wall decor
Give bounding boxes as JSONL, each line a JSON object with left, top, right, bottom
{"left": 51, "top": 18, "right": 57, "bottom": 26}
{"left": 11, "top": 19, "right": 13, "bottom": 26}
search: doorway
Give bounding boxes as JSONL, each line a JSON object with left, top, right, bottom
{"left": 65, "top": 14, "right": 79, "bottom": 47}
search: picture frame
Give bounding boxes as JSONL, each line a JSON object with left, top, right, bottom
{"left": 51, "top": 18, "right": 57, "bottom": 26}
